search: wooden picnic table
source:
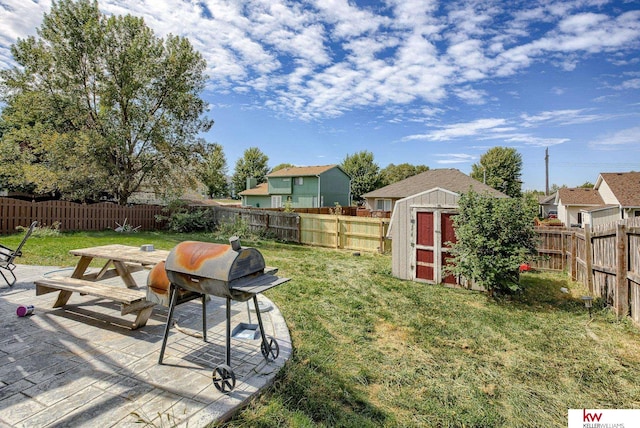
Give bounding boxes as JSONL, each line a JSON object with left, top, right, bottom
{"left": 35, "top": 244, "right": 170, "bottom": 329}
{"left": 69, "top": 244, "right": 170, "bottom": 288}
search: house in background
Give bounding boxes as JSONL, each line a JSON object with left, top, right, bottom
{"left": 554, "top": 172, "right": 640, "bottom": 228}
{"left": 537, "top": 193, "right": 557, "bottom": 218}
{"left": 581, "top": 172, "right": 640, "bottom": 227}
{"left": 554, "top": 188, "right": 604, "bottom": 227}
{"left": 362, "top": 168, "right": 505, "bottom": 215}
{"left": 240, "top": 165, "right": 351, "bottom": 209}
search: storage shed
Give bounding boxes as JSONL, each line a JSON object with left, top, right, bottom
{"left": 388, "top": 178, "right": 507, "bottom": 285}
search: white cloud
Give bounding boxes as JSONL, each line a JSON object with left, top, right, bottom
{"left": 589, "top": 126, "right": 640, "bottom": 150}
{"left": 502, "top": 135, "right": 570, "bottom": 147}
{"left": 453, "top": 85, "right": 487, "bottom": 105}
{"left": 0, "top": 0, "right": 639, "bottom": 120}
{"left": 520, "top": 109, "right": 612, "bottom": 127}
{"left": 612, "top": 78, "right": 640, "bottom": 90}
{"left": 402, "top": 118, "right": 507, "bottom": 142}
{"left": 434, "top": 153, "right": 476, "bottom": 164}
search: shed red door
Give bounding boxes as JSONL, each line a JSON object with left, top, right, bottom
{"left": 416, "top": 212, "right": 435, "bottom": 281}
{"left": 415, "top": 211, "right": 457, "bottom": 284}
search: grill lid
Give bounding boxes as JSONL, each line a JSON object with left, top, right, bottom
{"left": 165, "top": 240, "right": 265, "bottom": 282}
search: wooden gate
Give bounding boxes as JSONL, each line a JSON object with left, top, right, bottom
{"left": 414, "top": 209, "right": 457, "bottom": 284}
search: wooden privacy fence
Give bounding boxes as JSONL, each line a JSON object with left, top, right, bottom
{"left": 299, "top": 213, "right": 390, "bottom": 253}
{"left": 213, "top": 206, "right": 300, "bottom": 243}
{"left": 0, "top": 197, "right": 165, "bottom": 234}
{"left": 533, "top": 218, "right": 640, "bottom": 324}
{"left": 212, "top": 209, "right": 390, "bottom": 252}
{"left": 1, "top": 198, "right": 391, "bottom": 253}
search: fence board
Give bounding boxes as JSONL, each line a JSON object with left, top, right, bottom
{"left": 299, "top": 213, "right": 389, "bottom": 252}
{"left": 212, "top": 206, "right": 300, "bottom": 242}
{"left": 534, "top": 218, "right": 640, "bottom": 325}
{"left": 0, "top": 197, "right": 165, "bottom": 234}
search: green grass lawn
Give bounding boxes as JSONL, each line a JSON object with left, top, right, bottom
{"left": 4, "top": 229, "right": 640, "bottom": 427}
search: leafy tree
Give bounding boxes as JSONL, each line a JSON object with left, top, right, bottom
{"left": 470, "top": 147, "right": 523, "bottom": 198}
{"left": 0, "top": 0, "right": 212, "bottom": 204}
{"left": 579, "top": 181, "right": 594, "bottom": 189}
{"left": 445, "top": 191, "right": 539, "bottom": 295}
{"left": 380, "top": 163, "right": 429, "bottom": 186}
{"left": 199, "top": 143, "right": 228, "bottom": 198}
{"left": 270, "top": 163, "right": 295, "bottom": 173}
{"left": 232, "top": 147, "right": 269, "bottom": 194}
{"left": 341, "top": 150, "right": 381, "bottom": 204}
{"left": 550, "top": 183, "right": 567, "bottom": 193}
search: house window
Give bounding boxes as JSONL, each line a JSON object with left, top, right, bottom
{"left": 271, "top": 195, "right": 282, "bottom": 208}
{"left": 376, "top": 199, "right": 392, "bottom": 211}
{"left": 634, "top": 210, "right": 640, "bottom": 217}
{"left": 294, "top": 177, "right": 303, "bottom": 185}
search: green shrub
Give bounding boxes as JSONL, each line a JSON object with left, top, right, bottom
{"left": 213, "top": 215, "right": 274, "bottom": 241}
{"left": 213, "top": 216, "right": 252, "bottom": 240}
{"left": 162, "top": 208, "right": 217, "bottom": 233}
{"left": 17, "top": 221, "right": 61, "bottom": 237}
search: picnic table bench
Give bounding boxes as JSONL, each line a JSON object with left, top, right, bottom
{"left": 35, "top": 276, "right": 155, "bottom": 329}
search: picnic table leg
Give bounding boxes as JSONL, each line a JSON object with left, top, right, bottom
{"left": 52, "top": 290, "right": 74, "bottom": 308}
{"left": 95, "top": 260, "right": 113, "bottom": 281}
{"left": 71, "top": 256, "right": 93, "bottom": 279}
{"left": 132, "top": 306, "right": 154, "bottom": 330}
{"left": 112, "top": 260, "right": 138, "bottom": 288}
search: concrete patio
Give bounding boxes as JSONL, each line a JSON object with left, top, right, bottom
{"left": 0, "top": 264, "right": 291, "bottom": 427}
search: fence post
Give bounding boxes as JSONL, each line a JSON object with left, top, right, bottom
{"left": 584, "top": 224, "right": 594, "bottom": 294}
{"left": 570, "top": 231, "right": 577, "bottom": 281}
{"left": 615, "top": 222, "right": 629, "bottom": 318}
{"left": 335, "top": 216, "right": 340, "bottom": 249}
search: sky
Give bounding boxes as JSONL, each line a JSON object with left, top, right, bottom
{"left": 1, "top": 0, "right": 639, "bottom": 192}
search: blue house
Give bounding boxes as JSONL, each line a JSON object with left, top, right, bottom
{"left": 240, "top": 165, "right": 351, "bottom": 208}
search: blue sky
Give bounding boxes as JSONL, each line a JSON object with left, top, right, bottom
{"left": 1, "top": 0, "right": 639, "bottom": 192}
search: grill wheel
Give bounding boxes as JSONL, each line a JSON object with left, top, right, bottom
{"left": 261, "top": 336, "right": 280, "bottom": 361}
{"left": 212, "top": 364, "right": 236, "bottom": 393}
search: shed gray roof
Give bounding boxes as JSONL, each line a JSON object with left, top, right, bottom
{"left": 363, "top": 168, "right": 508, "bottom": 199}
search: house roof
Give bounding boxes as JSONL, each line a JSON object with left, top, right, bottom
{"left": 597, "top": 172, "right": 640, "bottom": 207}
{"left": 267, "top": 164, "right": 344, "bottom": 178}
{"left": 362, "top": 168, "right": 507, "bottom": 199}
{"left": 556, "top": 187, "right": 604, "bottom": 206}
{"left": 538, "top": 193, "right": 557, "bottom": 204}
{"left": 238, "top": 182, "right": 269, "bottom": 196}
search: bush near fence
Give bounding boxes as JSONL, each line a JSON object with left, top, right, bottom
{"left": 533, "top": 218, "right": 640, "bottom": 325}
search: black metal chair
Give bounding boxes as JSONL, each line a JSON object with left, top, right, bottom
{"left": 0, "top": 221, "right": 38, "bottom": 287}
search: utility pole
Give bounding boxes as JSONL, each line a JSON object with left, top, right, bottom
{"left": 545, "top": 147, "right": 549, "bottom": 196}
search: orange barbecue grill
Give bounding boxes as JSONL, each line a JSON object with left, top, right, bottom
{"left": 152, "top": 238, "right": 290, "bottom": 393}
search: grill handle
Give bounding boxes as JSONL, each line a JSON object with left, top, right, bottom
{"left": 229, "top": 236, "right": 241, "bottom": 251}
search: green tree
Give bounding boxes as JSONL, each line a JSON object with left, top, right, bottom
{"left": 0, "top": 0, "right": 212, "bottom": 204}
{"left": 445, "top": 191, "right": 539, "bottom": 295}
{"left": 270, "top": 163, "right": 295, "bottom": 173}
{"left": 470, "top": 147, "right": 523, "bottom": 198}
{"left": 199, "top": 143, "right": 228, "bottom": 198}
{"left": 550, "top": 184, "right": 567, "bottom": 193}
{"left": 340, "top": 151, "right": 381, "bottom": 204}
{"left": 380, "top": 163, "right": 429, "bottom": 186}
{"left": 232, "top": 147, "right": 269, "bottom": 194}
